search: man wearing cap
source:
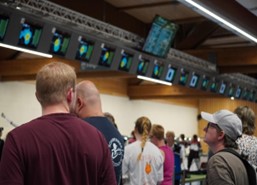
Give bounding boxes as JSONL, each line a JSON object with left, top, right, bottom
{"left": 201, "top": 109, "right": 249, "bottom": 185}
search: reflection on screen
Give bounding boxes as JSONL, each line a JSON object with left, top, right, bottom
{"left": 201, "top": 76, "right": 210, "bottom": 90}
{"left": 50, "top": 29, "right": 70, "bottom": 56}
{"left": 228, "top": 85, "right": 235, "bottom": 97}
{"left": 0, "top": 15, "right": 9, "bottom": 41}
{"left": 242, "top": 90, "right": 249, "bottom": 100}
{"left": 98, "top": 44, "right": 115, "bottom": 67}
{"left": 165, "top": 65, "right": 176, "bottom": 82}
{"left": 118, "top": 50, "right": 133, "bottom": 72}
{"left": 137, "top": 56, "right": 150, "bottom": 76}
{"left": 179, "top": 68, "right": 189, "bottom": 85}
{"left": 189, "top": 73, "right": 199, "bottom": 88}
{"left": 210, "top": 81, "right": 218, "bottom": 92}
{"left": 18, "top": 19, "right": 42, "bottom": 49}
{"left": 219, "top": 82, "right": 227, "bottom": 94}
{"left": 75, "top": 37, "right": 94, "bottom": 62}
{"left": 235, "top": 87, "right": 242, "bottom": 98}
{"left": 152, "top": 61, "right": 164, "bottom": 79}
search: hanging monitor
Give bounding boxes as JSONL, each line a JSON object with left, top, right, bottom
{"left": 136, "top": 55, "right": 150, "bottom": 76}
{"left": 189, "top": 72, "right": 200, "bottom": 88}
{"left": 142, "top": 15, "right": 178, "bottom": 58}
{"left": 201, "top": 75, "right": 210, "bottom": 90}
{"left": 98, "top": 43, "right": 115, "bottom": 67}
{"left": 49, "top": 28, "right": 70, "bottom": 56}
{"left": 218, "top": 81, "right": 227, "bottom": 95}
{"left": 75, "top": 36, "right": 94, "bottom": 62}
{"left": 151, "top": 60, "right": 164, "bottom": 79}
{"left": 0, "top": 15, "right": 9, "bottom": 41}
{"left": 118, "top": 49, "right": 133, "bottom": 72}
{"left": 235, "top": 86, "right": 242, "bottom": 99}
{"left": 227, "top": 84, "right": 235, "bottom": 97}
{"left": 210, "top": 79, "right": 219, "bottom": 93}
{"left": 179, "top": 68, "right": 189, "bottom": 86}
{"left": 165, "top": 64, "right": 177, "bottom": 83}
{"left": 18, "top": 18, "right": 43, "bottom": 49}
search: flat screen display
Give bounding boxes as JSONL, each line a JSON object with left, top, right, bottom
{"left": 201, "top": 76, "right": 210, "bottom": 90}
{"left": 137, "top": 56, "right": 150, "bottom": 76}
{"left": 179, "top": 68, "right": 189, "bottom": 86}
{"left": 0, "top": 15, "right": 9, "bottom": 41}
{"left": 165, "top": 65, "right": 176, "bottom": 82}
{"left": 18, "top": 18, "right": 42, "bottom": 49}
{"left": 219, "top": 82, "right": 227, "bottom": 94}
{"left": 75, "top": 36, "right": 94, "bottom": 62}
{"left": 50, "top": 28, "right": 70, "bottom": 56}
{"left": 118, "top": 50, "right": 133, "bottom": 72}
{"left": 228, "top": 85, "right": 235, "bottom": 97}
{"left": 235, "top": 87, "right": 242, "bottom": 98}
{"left": 143, "top": 15, "right": 178, "bottom": 58}
{"left": 242, "top": 89, "right": 249, "bottom": 100}
{"left": 151, "top": 61, "right": 164, "bottom": 79}
{"left": 98, "top": 44, "right": 115, "bottom": 67}
{"left": 189, "top": 73, "right": 199, "bottom": 88}
{"left": 210, "top": 80, "right": 218, "bottom": 92}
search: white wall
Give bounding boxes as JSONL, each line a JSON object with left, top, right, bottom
{"left": 0, "top": 82, "right": 198, "bottom": 139}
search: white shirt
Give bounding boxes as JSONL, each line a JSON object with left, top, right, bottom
{"left": 122, "top": 140, "right": 164, "bottom": 185}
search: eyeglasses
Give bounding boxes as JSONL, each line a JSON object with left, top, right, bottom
{"left": 206, "top": 122, "right": 223, "bottom": 132}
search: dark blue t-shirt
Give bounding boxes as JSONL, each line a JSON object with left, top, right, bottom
{"left": 84, "top": 116, "right": 124, "bottom": 184}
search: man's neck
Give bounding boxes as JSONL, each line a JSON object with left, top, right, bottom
{"left": 42, "top": 103, "right": 69, "bottom": 116}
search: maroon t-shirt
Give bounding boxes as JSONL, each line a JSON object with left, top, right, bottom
{"left": 0, "top": 113, "right": 116, "bottom": 185}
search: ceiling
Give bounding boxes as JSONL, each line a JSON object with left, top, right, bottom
{"left": 1, "top": 0, "right": 257, "bottom": 103}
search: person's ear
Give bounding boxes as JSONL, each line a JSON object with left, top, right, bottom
{"left": 77, "top": 97, "right": 83, "bottom": 111}
{"left": 67, "top": 88, "right": 73, "bottom": 103}
{"left": 217, "top": 131, "right": 225, "bottom": 141}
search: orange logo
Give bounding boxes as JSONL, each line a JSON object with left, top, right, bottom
{"left": 145, "top": 162, "right": 152, "bottom": 174}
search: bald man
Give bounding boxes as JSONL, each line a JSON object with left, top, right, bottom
{"left": 71, "top": 80, "right": 124, "bottom": 184}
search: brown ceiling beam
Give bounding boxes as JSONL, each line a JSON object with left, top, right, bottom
{"left": 177, "top": 20, "right": 219, "bottom": 49}
{"left": 185, "top": 47, "right": 257, "bottom": 68}
{"left": 195, "top": 0, "right": 257, "bottom": 37}
{"left": 219, "top": 65, "right": 257, "bottom": 74}
{"left": 118, "top": 1, "right": 178, "bottom": 11}
{"left": 128, "top": 84, "right": 222, "bottom": 99}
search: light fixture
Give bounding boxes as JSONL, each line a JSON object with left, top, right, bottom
{"left": 137, "top": 75, "right": 172, "bottom": 86}
{"left": 179, "top": 0, "right": 257, "bottom": 43}
{"left": 0, "top": 43, "right": 53, "bottom": 58}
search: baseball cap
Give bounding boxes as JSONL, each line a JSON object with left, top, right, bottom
{"left": 201, "top": 109, "right": 242, "bottom": 141}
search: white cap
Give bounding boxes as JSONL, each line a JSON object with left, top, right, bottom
{"left": 201, "top": 109, "right": 242, "bottom": 141}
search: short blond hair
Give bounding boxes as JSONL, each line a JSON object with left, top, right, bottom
{"left": 36, "top": 62, "right": 76, "bottom": 107}
{"left": 151, "top": 124, "right": 165, "bottom": 140}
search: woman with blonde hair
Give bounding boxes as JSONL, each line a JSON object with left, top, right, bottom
{"left": 122, "top": 116, "right": 164, "bottom": 185}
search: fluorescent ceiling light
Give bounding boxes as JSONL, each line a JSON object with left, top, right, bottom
{"left": 137, "top": 75, "right": 172, "bottom": 86}
{"left": 0, "top": 43, "right": 53, "bottom": 58}
{"left": 182, "top": 0, "right": 257, "bottom": 43}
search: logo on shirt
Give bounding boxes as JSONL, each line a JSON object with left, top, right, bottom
{"left": 109, "top": 138, "right": 123, "bottom": 167}
{"left": 145, "top": 161, "right": 152, "bottom": 174}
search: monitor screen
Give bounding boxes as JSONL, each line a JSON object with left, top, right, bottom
{"left": 98, "top": 44, "right": 115, "bottom": 67}
{"left": 165, "top": 65, "right": 177, "bottom": 82}
{"left": 137, "top": 55, "right": 150, "bottom": 76}
{"left": 249, "top": 91, "right": 255, "bottom": 101}
{"left": 118, "top": 50, "right": 133, "bottom": 72}
{"left": 179, "top": 68, "right": 189, "bottom": 86}
{"left": 189, "top": 73, "right": 199, "bottom": 88}
{"left": 219, "top": 82, "right": 227, "bottom": 94}
{"left": 235, "top": 87, "right": 242, "bottom": 98}
{"left": 18, "top": 19, "right": 42, "bottom": 49}
{"left": 228, "top": 85, "right": 235, "bottom": 97}
{"left": 242, "top": 89, "right": 249, "bottom": 100}
{"left": 201, "top": 76, "right": 210, "bottom": 90}
{"left": 75, "top": 36, "right": 94, "bottom": 62}
{"left": 210, "top": 80, "right": 218, "bottom": 93}
{"left": 142, "top": 15, "right": 178, "bottom": 58}
{"left": 151, "top": 61, "right": 164, "bottom": 79}
{"left": 50, "top": 28, "right": 70, "bottom": 56}
{"left": 0, "top": 15, "right": 9, "bottom": 41}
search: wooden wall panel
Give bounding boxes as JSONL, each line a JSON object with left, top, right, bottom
{"left": 198, "top": 98, "right": 257, "bottom": 153}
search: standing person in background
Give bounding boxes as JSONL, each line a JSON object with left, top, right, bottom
{"left": 71, "top": 80, "right": 124, "bottom": 185}
{"left": 122, "top": 116, "right": 164, "bottom": 185}
{"left": 0, "top": 127, "right": 4, "bottom": 161}
{"left": 165, "top": 131, "right": 175, "bottom": 148}
{"left": 187, "top": 134, "right": 201, "bottom": 171}
{"left": 0, "top": 62, "right": 116, "bottom": 185}
{"left": 104, "top": 112, "right": 118, "bottom": 129}
{"left": 179, "top": 134, "right": 187, "bottom": 172}
{"left": 201, "top": 109, "right": 250, "bottom": 185}
{"left": 151, "top": 124, "right": 174, "bottom": 185}
{"left": 234, "top": 106, "right": 257, "bottom": 169}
